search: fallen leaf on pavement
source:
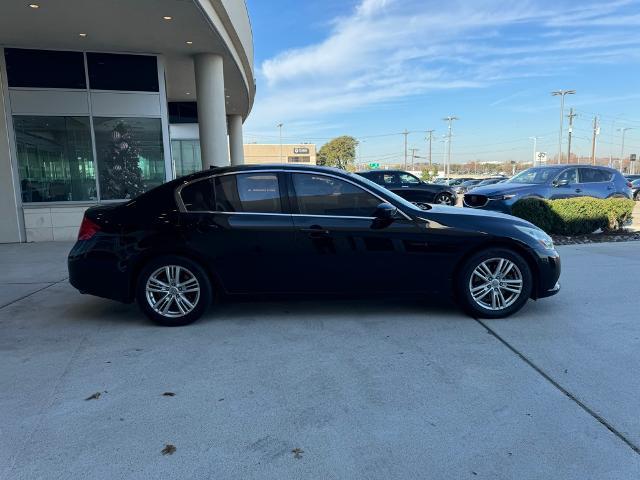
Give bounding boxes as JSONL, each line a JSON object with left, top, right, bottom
{"left": 162, "top": 444, "right": 176, "bottom": 455}
{"left": 85, "top": 392, "right": 101, "bottom": 401}
{"left": 162, "top": 392, "right": 176, "bottom": 397}
{"left": 292, "top": 448, "right": 304, "bottom": 459}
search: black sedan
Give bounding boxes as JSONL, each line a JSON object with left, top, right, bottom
{"left": 356, "top": 170, "right": 457, "bottom": 207}
{"left": 69, "top": 165, "right": 561, "bottom": 326}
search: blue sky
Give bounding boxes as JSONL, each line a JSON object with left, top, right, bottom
{"left": 244, "top": 0, "right": 640, "bottom": 165}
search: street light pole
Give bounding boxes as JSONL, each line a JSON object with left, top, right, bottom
{"left": 425, "top": 130, "right": 435, "bottom": 168}
{"left": 566, "top": 108, "right": 577, "bottom": 164}
{"left": 440, "top": 136, "right": 448, "bottom": 179}
{"left": 618, "top": 127, "right": 633, "bottom": 172}
{"left": 529, "top": 136, "right": 538, "bottom": 166}
{"left": 551, "top": 89, "right": 576, "bottom": 164}
{"left": 276, "top": 123, "right": 283, "bottom": 162}
{"left": 402, "top": 130, "right": 409, "bottom": 170}
{"left": 590, "top": 116, "right": 599, "bottom": 165}
{"left": 442, "top": 116, "right": 458, "bottom": 179}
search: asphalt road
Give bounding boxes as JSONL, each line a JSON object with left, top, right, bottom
{"left": 0, "top": 241, "right": 638, "bottom": 479}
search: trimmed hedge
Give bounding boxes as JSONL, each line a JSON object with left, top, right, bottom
{"left": 511, "top": 197, "right": 635, "bottom": 236}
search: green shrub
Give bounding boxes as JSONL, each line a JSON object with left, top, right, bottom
{"left": 511, "top": 197, "right": 635, "bottom": 235}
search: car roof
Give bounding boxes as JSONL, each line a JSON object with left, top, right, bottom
{"left": 532, "top": 164, "right": 615, "bottom": 170}
{"left": 179, "top": 164, "right": 352, "bottom": 182}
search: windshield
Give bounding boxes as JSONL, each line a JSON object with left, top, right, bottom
{"left": 508, "top": 168, "right": 558, "bottom": 184}
{"left": 350, "top": 172, "right": 424, "bottom": 210}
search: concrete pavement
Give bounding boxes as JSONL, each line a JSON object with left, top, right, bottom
{"left": 0, "top": 241, "right": 638, "bottom": 479}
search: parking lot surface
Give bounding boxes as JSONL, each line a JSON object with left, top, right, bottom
{"left": 0, "top": 241, "right": 638, "bottom": 479}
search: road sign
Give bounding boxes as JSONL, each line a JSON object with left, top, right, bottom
{"left": 536, "top": 152, "right": 548, "bottom": 163}
{"left": 631, "top": 154, "right": 637, "bottom": 162}
{"left": 369, "top": 162, "right": 380, "bottom": 169}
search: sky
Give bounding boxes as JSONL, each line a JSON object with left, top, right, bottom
{"left": 243, "top": 0, "right": 640, "bottom": 165}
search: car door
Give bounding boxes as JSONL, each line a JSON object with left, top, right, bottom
{"left": 286, "top": 171, "right": 432, "bottom": 294}
{"left": 178, "top": 171, "right": 297, "bottom": 294}
{"left": 549, "top": 168, "right": 580, "bottom": 199}
{"left": 395, "top": 172, "right": 433, "bottom": 203}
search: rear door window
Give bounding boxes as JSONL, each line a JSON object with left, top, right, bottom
{"left": 214, "top": 173, "right": 282, "bottom": 213}
{"left": 181, "top": 179, "right": 215, "bottom": 212}
{"left": 579, "top": 168, "right": 612, "bottom": 183}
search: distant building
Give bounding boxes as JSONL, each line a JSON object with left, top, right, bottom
{"left": 244, "top": 144, "right": 317, "bottom": 165}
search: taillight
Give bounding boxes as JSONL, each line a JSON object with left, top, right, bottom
{"left": 77, "top": 216, "right": 101, "bottom": 241}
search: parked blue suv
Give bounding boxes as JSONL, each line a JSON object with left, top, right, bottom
{"left": 463, "top": 165, "right": 632, "bottom": 213}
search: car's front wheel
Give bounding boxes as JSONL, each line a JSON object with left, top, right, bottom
{"left": 456, "top": 248, "right": 533, "bottom": 319}
{"left": 434, "top": 192, "right": 454, "bottom": 206}
{"left": 136, "top": 256, "right": 212, "bottom": 326}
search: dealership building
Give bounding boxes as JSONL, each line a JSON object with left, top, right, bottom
{"left": 0, "top": 0, "right": 255, "bottom": 243}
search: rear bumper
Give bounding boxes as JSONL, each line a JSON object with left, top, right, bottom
{"left": 68, "top": 239, "right": 133, "bottom": 303}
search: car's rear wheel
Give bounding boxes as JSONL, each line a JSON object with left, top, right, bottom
{"left": 434, "top": 192, "right": 454, "bottom": 206}
{"left": 456, "top": 248, "right": 532, "bottom": 319}
{"left": 136, "top": 256, "right": 212, "bottom": 326}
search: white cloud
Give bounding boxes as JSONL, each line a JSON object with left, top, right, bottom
{"left": 247, "top": 0, "right": 640, "bottom": 134}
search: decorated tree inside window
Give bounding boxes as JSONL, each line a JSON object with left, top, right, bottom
{"left": 100, "top": 122, "right": 144, "bottom": 199}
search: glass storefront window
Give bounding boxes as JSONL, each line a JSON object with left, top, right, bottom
{"left": 171, "top": 139, "right": 202, "bottom": 177}
{"left": 94, "top": 117, "right": 165, "bottom": 200}
{"left": 14, "top": 116, "right": 96, "bottom": 202}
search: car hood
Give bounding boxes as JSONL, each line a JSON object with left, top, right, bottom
{"left": 415, "top": 204, "right": 537, "bottom": 230}
{"left": 466, "top": 182, "right": 539, "bottom": 196}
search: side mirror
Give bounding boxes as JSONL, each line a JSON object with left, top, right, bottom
{"left": 373, "top": 202, "right": 398, "bottom": 220}
{"left": 554, "top": 179, "right": 570, "bottom": 187}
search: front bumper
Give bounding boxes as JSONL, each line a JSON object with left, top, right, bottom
{"left": 463, "top": 197, "right": 514, "bottom": 213}
{"left": 538, "top": 281, "right": 561, "bottom": 299}
{"left": 534, "top": 250, "right": 561, "bottom": 299}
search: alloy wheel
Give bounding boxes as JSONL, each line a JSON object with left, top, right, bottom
{"left": 145, "top": 265, "right": 201, "bottom": 318}
{"left": 468, "top": 257, "right": 523, "bottom": 311}
{"left": 436, "top": 194, "right": 453, "bottom": 205}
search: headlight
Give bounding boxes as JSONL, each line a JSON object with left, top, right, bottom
{"left": 489, "top": 194, "right": 516, "bottom": 200}
{"left": 515, "top": 225, "right": 554, "bottom": 250}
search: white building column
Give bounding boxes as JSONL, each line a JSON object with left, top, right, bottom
{"left": 194, "top": 53, "right": 228, "bottom": 168}
{"left": 228, "top": 114, "right": 244, "bottom": 166}
{"left": 0, "top": 61, "right": 23, "bottom": 243}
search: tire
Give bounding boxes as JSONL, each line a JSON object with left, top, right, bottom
{"left": 136, "top": 255, "right": 212, "bottom": 326}
{"left": 434, "top": 192, "right": 454, "bottom": 206}
{"left": 455, "top": 248, "right": 533, "bottom": 319}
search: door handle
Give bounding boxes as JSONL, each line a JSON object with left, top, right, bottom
{"left": 300, "top": 227, "right": 330, "bottom": 238}
{"left": 607, "top": 185, "right": 614, "bottom": 190}
{"left": 575, "top": 188, "right": 582, "bottom": 193}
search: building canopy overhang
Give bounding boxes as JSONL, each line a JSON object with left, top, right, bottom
{"left": 0, "top": 0, "right": 255, "bottom": 119}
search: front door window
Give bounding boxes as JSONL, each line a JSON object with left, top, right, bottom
{"left": 291, "top": 173, "right": 381, "bottom": 217}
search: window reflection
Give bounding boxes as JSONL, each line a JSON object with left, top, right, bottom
{"left": 171, "top": 139, "right": 202, "bottom": 177}
{"left": 94, "top": 117, "right": 165, "bottom": 200}
{"left": 14, "top": 116, "right": 96, "bottom": 202}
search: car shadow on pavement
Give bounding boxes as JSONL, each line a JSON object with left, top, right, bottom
{"left": 62, "top": 290, "right": 468, "bottom": 327}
